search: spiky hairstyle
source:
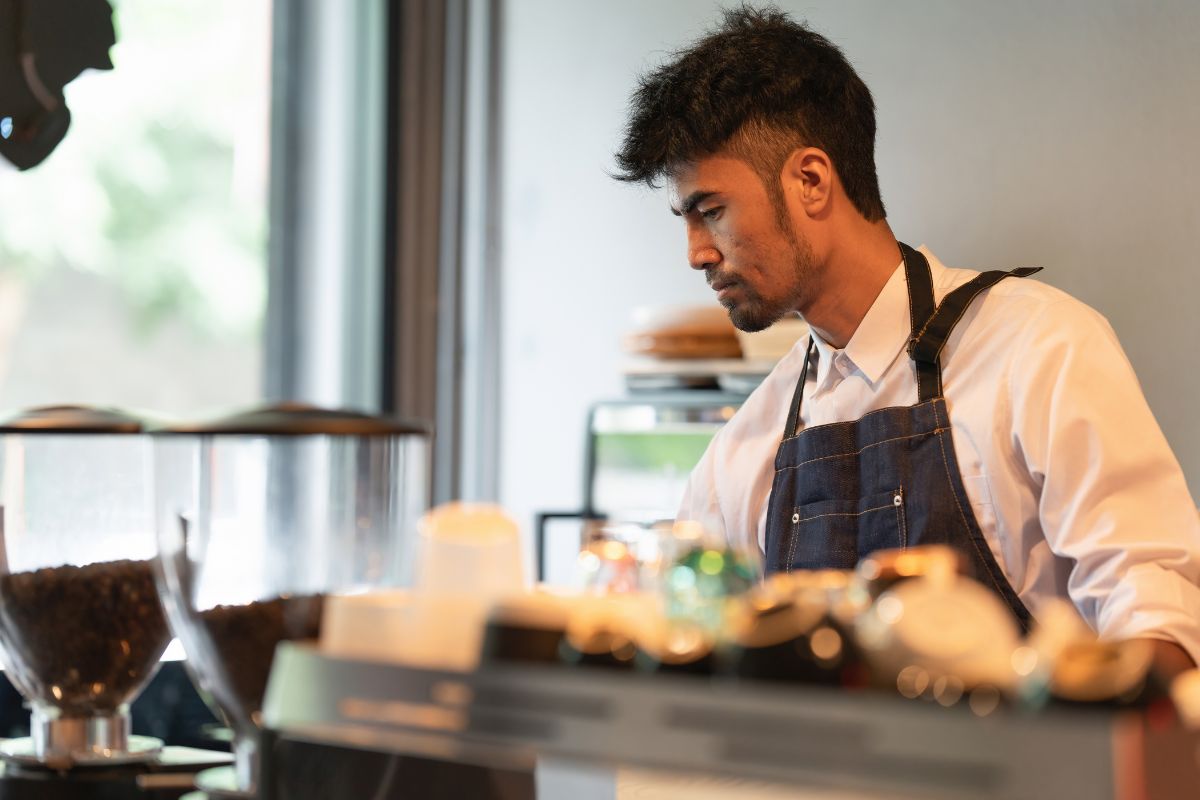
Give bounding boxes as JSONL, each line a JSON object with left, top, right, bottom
{"left": 614, "top": 5, "right": 886, "bottom": 221}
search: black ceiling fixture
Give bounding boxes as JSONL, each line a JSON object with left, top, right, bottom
{"left": 0, "top": 0, "right": 116, "bottom": 170}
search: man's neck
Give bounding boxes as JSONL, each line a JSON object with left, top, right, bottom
{"left": 802, "top": 220, "right": 900, "bottom": 349}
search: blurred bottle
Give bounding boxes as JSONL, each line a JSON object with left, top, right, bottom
{"left": 659, "top": 521, "right": 758, "bottom": 637}
{"left": 721, "top": 572, "right": 863, "bottom": 686}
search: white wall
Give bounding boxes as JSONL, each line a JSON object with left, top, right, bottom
{"left": 498, "top": 0, "right": 1200, "bottom": 561}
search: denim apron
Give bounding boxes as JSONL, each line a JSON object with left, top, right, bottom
{"left": 762, "top": 243, "right": 1039, "bottom": 629}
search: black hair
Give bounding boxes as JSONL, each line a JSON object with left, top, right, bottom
{"left": 614, "top": 4, "right": 886, "bottom": 222}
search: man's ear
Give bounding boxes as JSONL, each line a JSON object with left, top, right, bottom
{"left": 780, "top": 147, "right": 834, "bottom": 218}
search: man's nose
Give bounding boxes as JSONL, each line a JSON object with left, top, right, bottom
{"left": 687, "top": 228, "right": 720, "bottom": 271}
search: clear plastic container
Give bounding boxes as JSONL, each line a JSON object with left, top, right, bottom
{"left": 0, "top": 406, "right": 167, "bottom": 766}
{"left": 319, "top": 504, "right": 526, "bottom": 671}
{"left": 152, "top": 404, "right": 429, "bottom": 795}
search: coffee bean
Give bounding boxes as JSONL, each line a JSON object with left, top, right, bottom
{"left": 198, "top": 595, "right": 324, "bottom": 719}
{"left": 0, "top": 559, "right": 170, "bottom": 716}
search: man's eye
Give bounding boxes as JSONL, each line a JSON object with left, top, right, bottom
{"left": 700, "top": 207, "right": 723, "bottom": 221}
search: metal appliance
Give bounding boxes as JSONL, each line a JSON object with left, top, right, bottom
{"left": 256, "top": 642, "right": 1200, "bottom": 800}
{"left": 151, "top": 404, "right": 430, "bottom": 798}
{"left": 0, "top": 405, "right": 231, "bottom": 798}
{"left": 535, "top": 391, "right": 743, "bottom": 582}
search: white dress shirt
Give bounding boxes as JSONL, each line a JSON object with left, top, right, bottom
{"left": 679, "top": 246, "right": 1200, "bottom": 660}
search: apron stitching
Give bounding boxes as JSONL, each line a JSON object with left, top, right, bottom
{"left": 795, "top": 502, "right": 895, "bottom": 523}
{"left": 911, "top": 310, "right": 936, "bottom": 343}
{"left": 916, "top": 277, "right": 990, "bottom": 364}
{"left": 904, "top": 252, "right": 917, "bottom": 332}
{"left": 910, "top": 251, "right": 935, "bottom": 336}
{"left": 896, "top": 487, "right": 907, "bottom": 549}
{"left": 785, "top": 339, "right": 815, "bottom": 440}
{"left": 785, "top": 514, "right": 800, "bottom": 574}
{"left": 775, "top": 429, "right": 949, "bottom": 472}
{"left": 926, "top": 289, "right": 976, "bottom": 362}
{"left": 782, "top": 400, "right": 941, "bottom": 441}
{"left": 932, "top": 424, "right": 1010, "bottom": 599}
{"left": 917, "top": 269, "right": 1036, "bottom": 367}
{"left": 922, "top": 323, "right": 1028, "bottom": 626}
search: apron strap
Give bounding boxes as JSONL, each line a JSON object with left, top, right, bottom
{"left": 907, "top": 266, "right": 1043, "bottom": 401}
{"left": 900, "top": 242, "right": 937, "bottom": 334}
{"left": 899, "top": 243, "right": 940, "bottom": 402}
{"left": 779, "top": 244, "right": 1041, "bottom": 437}
{"left": 783, "top": 336, "right": 815, "bottom": 440}
{"left": 783, "top": 242, "right": 936, "bottom": 440}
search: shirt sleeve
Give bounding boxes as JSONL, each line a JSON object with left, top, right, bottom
{"left": 1009, "top": 298, "right": 1200, "bottom": 663}
{"left": 675, "top": 437, "right": 730, "bottom": 543}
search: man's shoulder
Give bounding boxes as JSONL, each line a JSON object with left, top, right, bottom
{"left": 937, "top": 260, "right": 1111, "bottom": 337}
{"left": 930, "top": 257, "right": 1123, "bottom": 386}
{"left": 939, "top": 259, "right": 1068, "bottom": 301}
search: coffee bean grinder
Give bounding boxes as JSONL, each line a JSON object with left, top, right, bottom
{"left": 151, "top": 405, "right": 430, "bottom": 799}
{"left": 0, "top": 405, "right": 230, "bottom": 799}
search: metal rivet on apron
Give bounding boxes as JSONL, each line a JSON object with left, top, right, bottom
{"left": 893, "top": 492, "right": 903, "bottom": 507}
{"left": 791, "top": 512, "right": 800, "bottom": 523}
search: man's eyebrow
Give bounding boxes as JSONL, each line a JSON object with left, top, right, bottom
{"left": 670, "top": 190, "right": 717, "bottom": 217}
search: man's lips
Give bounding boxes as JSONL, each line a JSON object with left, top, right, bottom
{"left": 708, "top": 275, "right": 735, "bottom": 292}
{"left": 709, "top": 277, "right": 738, "bottom": 301}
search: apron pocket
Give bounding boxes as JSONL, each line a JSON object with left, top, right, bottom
{"left": 781, "top": 488, "right": 906, "bottom": 572}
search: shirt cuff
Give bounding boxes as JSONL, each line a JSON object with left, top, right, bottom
{"left": 1093, "top": 562, "right": 1200, "bottom": 668}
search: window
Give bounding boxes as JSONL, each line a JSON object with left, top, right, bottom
{"left": 0, "top": 0, "right": 271, "bottom": 416}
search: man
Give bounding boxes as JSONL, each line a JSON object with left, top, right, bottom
{"left": 614, "top": 6, "right": 1200, "bottom": 677}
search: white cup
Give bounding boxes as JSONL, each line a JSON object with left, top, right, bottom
{"left": 416, "top": 502, "right": 525, "bottom": 596}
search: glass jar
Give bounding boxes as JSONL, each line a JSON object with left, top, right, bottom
{"left": 0, "top": 405, "right": 167, "bottom": 766}
{"left": 152, "top": 404, "right": 429, "bottom": 796}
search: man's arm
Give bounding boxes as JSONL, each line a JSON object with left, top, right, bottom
{"left": 1144, "top": 638, "right": 1197, "bottom": 682}
{"left": 1009, "top": 296, "right": 1200, "bottom": 666}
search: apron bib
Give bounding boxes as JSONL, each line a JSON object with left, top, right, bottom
{"left": 763, "top": 243, "right": 1039, "bottom": 629}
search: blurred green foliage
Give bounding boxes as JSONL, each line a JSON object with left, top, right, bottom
{"left": 594, "top": 432, "right": 714, "bottom": 472}
{"left": 0, "top": 0, "right": 269, "bottom": 342}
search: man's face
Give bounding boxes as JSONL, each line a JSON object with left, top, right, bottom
{"left": 668, "top": 155, "right": 815, "bottom": 333}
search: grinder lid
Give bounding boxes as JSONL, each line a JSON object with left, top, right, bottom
{"left": 0, "top": 404, "right": 144, "bottom": 433}
{"left": 152, "top": 402, "right": 429, "bottom": 437}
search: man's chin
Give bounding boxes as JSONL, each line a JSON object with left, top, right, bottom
{"left": 727, "top": 306, "right": 775, "bottom": 333}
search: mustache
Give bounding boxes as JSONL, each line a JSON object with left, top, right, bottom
{"left": 706, "top": 270, "right": 738, "bottom": 291}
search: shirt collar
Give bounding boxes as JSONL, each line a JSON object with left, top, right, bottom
{"left": 808, "top": 245, "right": 940, "bottom": 386}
